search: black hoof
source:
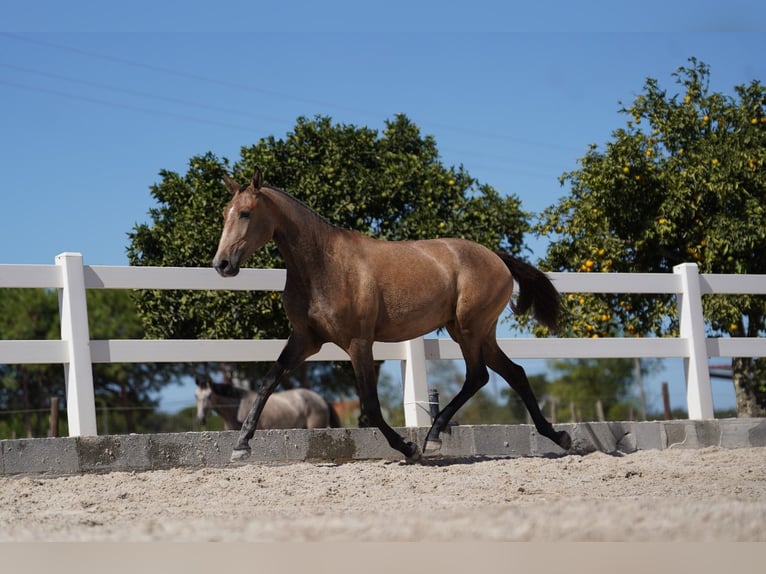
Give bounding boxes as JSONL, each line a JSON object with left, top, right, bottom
{"left": 556, "top": 430, "right": 572, "bottom": 451}
{"left": 230, "top": 447, "right": 251, "bottom": 462}
{"left": 404, "top": 441, "right": 422, "bottom": 464}
{"left": 423, "top": 437, "right": 442, "bottom": 456}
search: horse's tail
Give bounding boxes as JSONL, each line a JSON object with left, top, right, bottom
{"left": 326, "top": 400, "right": 342, "bottom": 428}
{"left": 494, "top": 251, "right": 561, "bottom": 332}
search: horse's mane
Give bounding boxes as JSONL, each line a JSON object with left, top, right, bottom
{"left": 264, "top": 185, "right": 340, "bottom": 230}
{"left": 209, "top": 381, "right": 247, "bottom": 399}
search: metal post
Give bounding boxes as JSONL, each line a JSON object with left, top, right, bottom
{"left": 674, "top": 262, "right": 714, "bottom": 419}
{"left": 48, "top": 397, "right": 59, "bottom": 437}
{"left": 56, "top": 252, "right": 98, "bottom": 436}
{"left": 662, "top": 382, "right": 672, "bottom": 420}
{"left": 428, "top": 388, "right": 440, "bottom": 421}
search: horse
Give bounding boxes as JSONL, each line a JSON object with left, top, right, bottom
{"left": 194, "top": 378, "right": 341, "bottom": 430}
{"left": 213, "top": 168, "right": 572, "bottom": 462}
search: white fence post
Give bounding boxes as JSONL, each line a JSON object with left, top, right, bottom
{"left": 401, "top": 337, "right": 432, "bottom": 426}
{"left": 674, "top": 262, "right": 714, "bottom": 419}
{"left": 56, "top": 253, "right": 98, "bottom": 436}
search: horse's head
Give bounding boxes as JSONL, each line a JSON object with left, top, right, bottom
{"left": 194, "top": 377, "right": 213, "bottom": 425}
{"left": 213, "top": 167, "right": 275, "bottom": 277}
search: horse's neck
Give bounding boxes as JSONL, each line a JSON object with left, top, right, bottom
{"left": 210, "top": 392, "right": 242, "bottom": 429}
{"left": 265, "top": 188, "right": 346, "bottom": 272}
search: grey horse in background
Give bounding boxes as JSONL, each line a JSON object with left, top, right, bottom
{"left": 195, "top": 378, "right": 341, "bottom": 431}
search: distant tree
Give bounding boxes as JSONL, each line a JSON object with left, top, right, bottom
{"left": 535, "top": 59, "right": 766, "bottom": 416}
{"left": 0, "top": 289, "right": 62, "bottom": 437}
{"left": 86, "top": 289, "right": 186, "bottom": 433}
{"left": 0, "top": 288, "right": 183, "bottom": 438}
{"left": 128, "top": 114, "right": 530, "bottom": 400}
{"left": 546, "top": 358, "right": 643, "bottom": 422}
{"left": 140, "top": 406, "right": 201, "bottom": 433}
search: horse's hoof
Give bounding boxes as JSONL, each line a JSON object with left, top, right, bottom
{"left": 404, "top": 442, "right": 422, "bottom": 464}
{"left": 423, "top": 438, "right": 442, "bottom": 456}
{"left": 230, "top": 448, "right": 251, "bottom": 462}
{"left": 556, "top": 430, "right": 572, "bottom": 451}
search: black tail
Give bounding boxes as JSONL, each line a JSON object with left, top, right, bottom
{"left": 326, "top": 400, "right": 342, "bottom": 428}
{"left": 495, "top": 251, "right": 561, "bottom": 332}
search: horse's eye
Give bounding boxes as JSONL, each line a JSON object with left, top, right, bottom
{"left": 239, "top": 211, "right": 250, "bottom": 219}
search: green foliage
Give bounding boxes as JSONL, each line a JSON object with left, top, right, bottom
{"left": 88, "top": 289, "right": 187, "bottom": 434}
{"left": 128, "top": 114, "right": 529, "bottom": 398}
{"left": 546, "top": 358, "right": 641, "bottom": 422}
{"left": 534, "top": 58, "right": 766, "bottom": 415}
{"left": 0, "top": 289, "right": 63, "bottom": 437}
{"left": 0, "top": 288, "right": 184, "bottom": 438}
{"left": 139, "top": 406, "right": 203, "bottom": 433}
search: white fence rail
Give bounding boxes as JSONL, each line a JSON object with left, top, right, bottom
{"left": 1, "top": 252, "right": 765, "bottom": 437}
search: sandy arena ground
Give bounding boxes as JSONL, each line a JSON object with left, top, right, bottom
{"left": 1, "top": 446, "right": 764, "bottom": 542}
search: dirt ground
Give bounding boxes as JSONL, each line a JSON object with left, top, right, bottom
{"left": 1, "top": 446, "right": 764, "bottom": 542}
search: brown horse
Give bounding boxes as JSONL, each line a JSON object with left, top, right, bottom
{"left": 213, "top": 168, "right": 571, "bottom": 462}
{"left": 195, "top": 378, "right": 341, "bottom": 430}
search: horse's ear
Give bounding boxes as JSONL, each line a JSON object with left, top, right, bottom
{"left": 252, "top": 167, "right": 263, "bottom": 191}
{"left": 222, "top": 173, "right": 240, "bottom": 196}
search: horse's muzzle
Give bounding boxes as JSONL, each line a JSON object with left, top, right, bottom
{"left": 213, "top": 258, "right": 240, "bottom": 277}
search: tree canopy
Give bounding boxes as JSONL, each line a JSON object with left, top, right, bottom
{"left": 535, "top": 58, "right": 766, "bottom": 416}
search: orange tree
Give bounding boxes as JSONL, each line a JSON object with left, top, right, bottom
{"left": 534, "top": 58, "right": 766, "bottom": 416}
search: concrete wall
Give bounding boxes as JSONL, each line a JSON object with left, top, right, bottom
{"left": 2, "top": 419, "right": 765, "bottom": 476}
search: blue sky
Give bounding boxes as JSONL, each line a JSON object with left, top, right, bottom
{"left": 2, "top": 2, "right": 764, "bottom": 414}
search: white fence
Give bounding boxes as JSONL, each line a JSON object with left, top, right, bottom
{"left": 1, "top": 252, "right": 765, "bottom": 437}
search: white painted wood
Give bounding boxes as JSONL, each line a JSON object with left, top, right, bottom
{"left": 0, "top": 264, "right": 62, "bottom": 288}
{"left": 707, "top": 337, "right": 766, "bottom": 358}
{"left": 0, "top": 340, "right": 69, "bottom": 364}
{"left": 88, "top": 339, "right": 408, "bottom": 363}
{"left": 675, "top": 263, "right": 714, "bottom": 419}
{"left": 425, "top": 337, "right": 689, "bottom": 360}
{"left": 401, "top": 337, "right": 432, "bottom": 427}
{"left": 699, "top": 274, "right": 766, "bottom": 295}
{"left": 84, "top": 265, "right": 287, "bottom": 291}
{"left": 56, "top": 253, "right": 98, "bottom": 436}
{"left": 548, "top": 272, "right": 681, "bottom": 293}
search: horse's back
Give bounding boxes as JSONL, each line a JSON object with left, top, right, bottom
{"left": 252, "top": 388, "right": 334, "bottom": 429}
{"left": 291, "top": 388, "right": 337, "bottom": 428}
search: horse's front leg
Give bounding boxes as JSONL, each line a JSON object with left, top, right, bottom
{"left": 348, "top": 338, "right": 421, "bottom": 463}
{"left": 231, "top": 332, "right": 320, "bottom": 462}
{"left": 230, "top": 363, "right": 283, "bottom": 461}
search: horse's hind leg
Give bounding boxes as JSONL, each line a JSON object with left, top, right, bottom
{"left": 484, "top": 340, "right": 572, "bottom": 451}
{"left": 231, "top": 332, "right": 320, "bottom": 461}
{"left": 422, "top": 319, "right": 494, "bottom": 455}
{"left": 423, "top": 347, "right": 490, "bottom": 455}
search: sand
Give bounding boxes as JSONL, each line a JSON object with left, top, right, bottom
{"left": 1, "top": 446, "right": 764, "bottom": 542}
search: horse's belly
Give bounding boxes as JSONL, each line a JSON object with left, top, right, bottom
{"left": 371, "top": 268, "right": 457, "bottom": 341}
{"left": 374, "top": 300, "right": 452, "bottom": 342}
